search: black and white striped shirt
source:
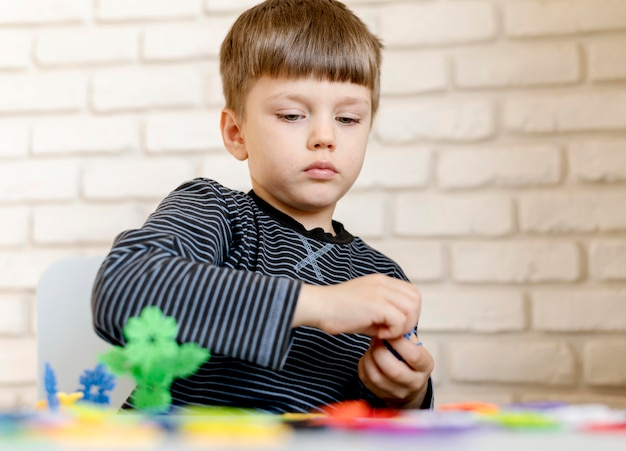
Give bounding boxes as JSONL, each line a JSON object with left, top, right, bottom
{"left": 92, "top": 178, "right": 432, "bottom": 413}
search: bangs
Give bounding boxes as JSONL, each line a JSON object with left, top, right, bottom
{"left": 251, "top": 14, "right": 379, "bottom": 91}
{"left": 220, "top": 0, "right": 382, "bottom": 117}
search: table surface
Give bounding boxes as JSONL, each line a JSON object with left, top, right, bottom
{"left": 2, "top": 405, "right": 625, "bottom": 451}
{"left": 2, "top": 428, "right": 625, "bottom": 451}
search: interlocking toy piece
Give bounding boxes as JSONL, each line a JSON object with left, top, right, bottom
{"left": 78, "top": 363, "right": 116, "bottom": 406}
{"left": 99, "top": 306, "right": 210, "bottom": 413}
{"left": 383, "top": 324, "right": 421, "bottom": 363}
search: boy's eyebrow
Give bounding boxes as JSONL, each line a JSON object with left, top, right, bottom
{"left": 267, "top": 92, "right": 370, "bottom": 108}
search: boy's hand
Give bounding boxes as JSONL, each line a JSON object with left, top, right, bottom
{"left": 294, "top": 274, "right": 421, "bottom": 340}
{"left": 358, "top": 336, "right": 434, "bottom": 409}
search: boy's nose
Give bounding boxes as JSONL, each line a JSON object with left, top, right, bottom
{"left": 307, "top": 120, "right": 335, "bottom": 151}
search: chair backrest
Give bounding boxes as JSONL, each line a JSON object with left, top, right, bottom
{"left": 36, "top": 255, "right": 134, "bottom": 408}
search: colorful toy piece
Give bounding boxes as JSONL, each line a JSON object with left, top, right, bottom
{"left": 383, "top": 324, "right": 421, "bottom": 363}
{"left": 78, "top": 363, "right": 116, "bottom": 406}
{"left": 37, "top": 363, "right": 85, "bottom": 411}
{"left": 99, "top": 306, "right": 210, "bottom": 413}
{"left": 44, "top": 363, "right": 60, "bottom": 412}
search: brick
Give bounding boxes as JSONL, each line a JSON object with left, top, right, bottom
{"left": 334, "top": 191, "right": 386, "bottom": 238}
{"left": 0, "top": 294, "right": 31, "bottom": 335}
{"left": 145, "top": 111, "right": 222, "bottom": 153}
{"left": 0, "top": 207, "right": 29, "bottom": 246}
{"left": 92, "top": 67, "right": 202, "bottom": 112}
{"left": 452, "top": 242, "right": 580, "bottom": 283}
{"left": 589, "top": 241, "right": 626, "bottom": 281}
{"left": 379, "top": 2, "right": 496, "bottom": 47}
{"left": 0, "top": 338, "right": 37, "bottom": 384}
{"left": 0, "top": 120, "right": 29, "bottom": 158}
{"left": 16, "top": 387, "right": 37, "bottom": 410}
{"left": 143, "top": 21, "right": 231, "bottom": 61}
{"left": 0, "top": 31, "right": 31, "bottom": 69}
{"left": 83, "top": 158, "right": 196, "bottom": 200}
{"left": 450, "top": 341, "right": 575, "bottom": 385}
{"left": 200, "top": 153, "right": 251, "bottom": 192}
{"left": 382, "top": 51, "right": 446, "bottom": 95}
{"left": 394, "top": 194, "right": 514, "bottom": 237}
{"left": 532, "top": 290, "right": 626, "bottom": 331}
{"left": 369, "top": 240, "right": 445, "bottom": 282}
{"left": 0, "top": 0, "right": 86, "bottom": 25}
{"left": 32, "top": 116, "right": 139, "bottom": 155}
{"left": 376, "top": 99, "right": 494, "bottom": 144}
{"left": 200, "top": 63, "right": 225, "bottom": 107}
{"left": 204, "top": 0, "right": 258, "bottom": 13}
{"left": 0, "top": 249, "right": 76, "bottom": 289}
{"left": 0, "top": 160, "right": 78, "bottom": 202}
{"left": 569, "top": 140, "right": 626, "bottom": 182}
{"left": 0, "top": 386, "right": 37, "bottom": 410}
{"left": 96, "top": 0, "right": 201, "bottom": 21}
{"left": 504, "top": 0, "right": 626, "bottom": 37}
{"left": 354, "top": 145, "right": 431, "bottom": 189}
{"left": 587, "top": 37, "right": 626, "bottom": 82}
{"left": 420, "top": 290, "right": 527, "bottom": 332}
{"left": 505, "top": 92, "right": 626, "bottom": 133}
{"left": 0, "top": 73, "right": 86, "bottom": 113}
{"left": 437, "top": 146, "right": 561, "bottom": 189}
{"left": 33, "top": 204, "right": 149, "bottom": 244}
{"left": 519, "top": 191, "right": 626, "bottom": 233}
{"left": 454, "top": 44, "right": 580, "bottom": 88}
{"left": 36, "top": 29, "right": 137, "bottom": 66}
{"left": 583, "top": 340, "right": 626, "bottom": 386}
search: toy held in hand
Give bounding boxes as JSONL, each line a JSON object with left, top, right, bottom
{"left": 383, "top": 324, "right": 421, "bottom": 363}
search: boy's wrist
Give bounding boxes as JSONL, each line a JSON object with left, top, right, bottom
{"left": 292, "top": 283, "right": 322, "bottom": 329}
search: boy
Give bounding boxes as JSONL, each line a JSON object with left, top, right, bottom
{"left": 92, "top": 0, "right": 434, "bottom": 412}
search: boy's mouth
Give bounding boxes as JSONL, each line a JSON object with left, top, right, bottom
{"left": 304, "top": 161, "right": 337, "bottom": 180}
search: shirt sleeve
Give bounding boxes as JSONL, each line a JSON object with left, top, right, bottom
{"left": 91, "top": 179, "right": 302, "bottom": 371}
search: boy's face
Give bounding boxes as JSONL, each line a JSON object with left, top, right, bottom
{"left": 223, "top": 76, "right": 372, "bottom": 231}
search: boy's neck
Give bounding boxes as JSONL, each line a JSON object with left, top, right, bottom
{"left": 251, "top": 190, "right": 336, "bottom": 236}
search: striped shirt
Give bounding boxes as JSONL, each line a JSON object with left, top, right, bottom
{"left": 92, "top": 178, "right": 433, "bottom": 413}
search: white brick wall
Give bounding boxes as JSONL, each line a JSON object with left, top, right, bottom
{"left": 1, "top": 0, "right": 625, "bottom": 409}
{"left": 450, "top": 341, "right": 575, "bottom": 385}
{"left": 0, "top": 0, "right": 87, "bottom": 25}
{"left": 0, "top": 73, "right": 87, "bottom": 113}
{"left": 36, "top": 29, "right": 138, "bottom": 66}
{"left": 32, "top": 116, "right": 139, "bottom": 155}
{"left": 505, "top": 93, "right": 626, "bottom": 133}
{"left": 452, "top": 242, "right": 581, "bottom": 283}
{"left": 437, "top": 146, "right": 562, "bottom": 189}
{"left": 454, "top": 44, "right": 580, "bottom": 88}
{"left": 503, "top": 0, "right": 626, "bottom": 37}
{"left": 568, "top": 140, "right": 626, "bottom": 182}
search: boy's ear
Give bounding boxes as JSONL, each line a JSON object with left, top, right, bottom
{"left": 220, "top": 108, "right": 248, "bottom": 161}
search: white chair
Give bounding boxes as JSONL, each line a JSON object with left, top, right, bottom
{"left": 36, "top": 255, "right": 134, "bottom": 408}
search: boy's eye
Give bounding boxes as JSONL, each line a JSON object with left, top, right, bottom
{"left": 336, "top": 116, "right": 361, "bottom": 125}
{"left": 277, "top": 114, "right": 303, "bottom": 122}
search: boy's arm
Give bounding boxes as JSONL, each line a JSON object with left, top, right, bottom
{"left": 293, "top": 276, "right": 421, "bottom": 340}
{"left": 92, "top": 180, "right": 301, "bottom": 371}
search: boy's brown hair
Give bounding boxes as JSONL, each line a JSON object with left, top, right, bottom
{"left": 219, "top": 0, "right": 383, "bottom": 119}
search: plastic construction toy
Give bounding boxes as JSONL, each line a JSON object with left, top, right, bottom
{"left": 78, "top": 363, "right": 116, "bottom": 406}
{"left": 44, "top": 363, "right": 60, "bottom": 412}
{"left": 38, "top": 363, "right": 86, "bottom": 411}
{"left": 99, "top": 306, "right": 210, "bottom": 413}
{"left": 383, "top": 324, "right": 422, "bottom": 363}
